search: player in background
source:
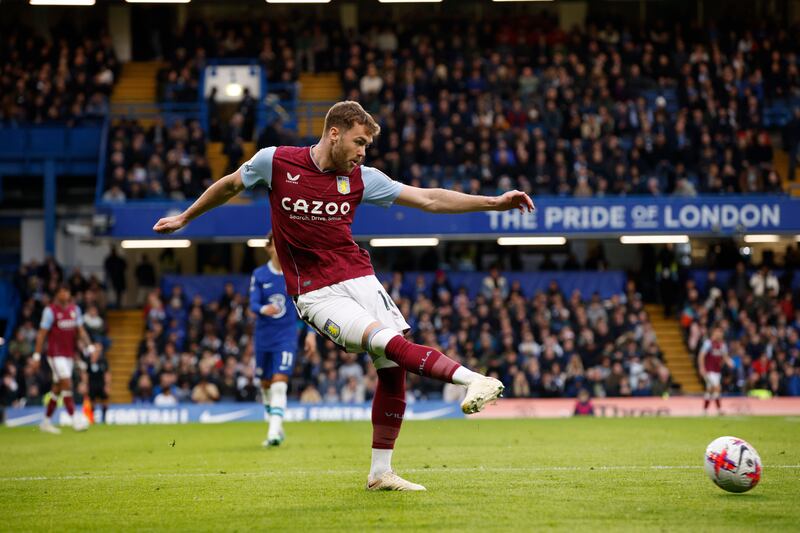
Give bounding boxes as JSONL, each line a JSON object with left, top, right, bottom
{"left": 698, "top": 326, "right": 733, "bottom": 415}
{"left": 33, "top": 284, "right": 95, "bottom": 433}
{"left": 87, "top": 342, "right": 111, "bottom": 423}
{"left": 250, "top": 231, "right": 316, "bottom": 447}
{"left": 154, "top": 101, "right": 534, "bottom": 491}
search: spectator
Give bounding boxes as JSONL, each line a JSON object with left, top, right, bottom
{"left": 135, "top": 255, "right": 157, "bottom": 305}
{"left": 481, "top": 265, "right": 508, "bottom": 300}
{"left": 104, "top": 247, "right": 128, "bottom": 308}
{"left": 749, "top": 264, "right": 779, "bottom": 299}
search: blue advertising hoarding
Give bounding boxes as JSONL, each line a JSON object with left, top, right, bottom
{"left": 3, "top": 401, "right": 465, "bottom": 427}
{"left": 97, "top": 195, "right": 797, "bottom": 239}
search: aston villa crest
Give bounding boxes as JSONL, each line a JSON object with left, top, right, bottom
{"left": 336, "top": 176, "right": 350, "bottom": 194}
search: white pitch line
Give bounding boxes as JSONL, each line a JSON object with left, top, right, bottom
{"left": 2, "top": 465, "right": 800, "bottom": 483}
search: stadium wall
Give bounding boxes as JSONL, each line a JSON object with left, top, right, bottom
{"left": 5, "top": 398, "right": 800, "bottom": 427}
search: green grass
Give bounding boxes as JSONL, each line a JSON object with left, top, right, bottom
{"left": 1, "top": 417, "right": 799, "bottom": 532}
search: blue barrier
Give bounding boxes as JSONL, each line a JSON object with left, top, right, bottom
{"left": 0, "top": 280, "right": 20, "bottom": 367}
{"left": 161, "top": 271, "right": 626, "bottom": 303}
{"left": 3, "top": 401, "right": 464, "bottom": 427}
{"left": 98, "top": 194, "right": 800, "bottom": 238}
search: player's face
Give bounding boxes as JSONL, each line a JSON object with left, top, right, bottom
{"left": 712, "top": 329, "right": 723, "bottom": 342}
{"left": 57, "top": 288, "right": 70, "bottom": 304}
{"left": 330, "top": 123, "right": 372, "bottom": 172}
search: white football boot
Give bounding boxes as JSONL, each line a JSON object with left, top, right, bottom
{"left": 461, "top": 376, "right": 504, "bottom": 414}
{"left": 263, "top": 430, "right": 285, "bottom": 447}
{"left": 39, "top": 419, "right": 61, "bottom": 434}
{"left": 72, "top": 414, "right": 89, "bottom": 432}
{"left": 367, "top": 471, "right": 426, "bottom": 491}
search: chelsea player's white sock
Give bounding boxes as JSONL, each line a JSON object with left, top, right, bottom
{"left": 261, "top": 385, "right": 271, "bottom": 417}
{"left": 268, "top": 381, "right": 288, "bottom": 439}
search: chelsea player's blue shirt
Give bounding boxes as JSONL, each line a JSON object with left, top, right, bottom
{"left": 249, "top": 261, "right": 298, "bottom": 352}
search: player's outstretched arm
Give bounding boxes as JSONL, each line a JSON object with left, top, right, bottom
{"left": 153, "top": 169, "right": 246, "bottom": 234}
{"left": 394, "top": 185, "right": 534, "bottom": 214}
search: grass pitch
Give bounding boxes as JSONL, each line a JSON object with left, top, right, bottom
{"left": 1, "top": 417, "right": 799, "bottom": 532}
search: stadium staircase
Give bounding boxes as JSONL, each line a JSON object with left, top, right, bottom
{"left": 207, "top": 141, "right": 256, "bottom": 182}
{"left": 106, "top": 309, "right": 144, "bottom": 403}
{"left": 645, "top": 304, "right": 704, "bottom": 394}
{"left": 297, "top": 73, "right": 342, "bottom": 138}
{"left": 773, "top": 148, "right": 800, "bottom": 197}
{"left": 110, "top": 61, "right": 166, "bottom": 128}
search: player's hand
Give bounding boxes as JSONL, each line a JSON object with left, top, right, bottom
{"left": 495, "top": 190, "right": 534, "bottom": 213}
{"left": 32, "top": 352, "right": 41, "bottom": 362}
{"left": 153, "top": 214, "right": 188, "bottom": 234}
{"left": 260, "top": 304, "right": 279, "bottom": 316}
{"left": 304, "top": 332, "right": 318, "bottom": 357}
{"left": 84, "top": 344, "right": 96, "bottom": 356}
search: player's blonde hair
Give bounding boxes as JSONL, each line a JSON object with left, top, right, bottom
{"left": 323, "top": 101, "right": 380, "bottom": 137}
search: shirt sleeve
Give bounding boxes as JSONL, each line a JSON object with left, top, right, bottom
{"left": 240, "top": 146, "right": 277, "bottom": 189}
{"left": 40, "top": 307, "right": 54, "bottom": 330}
{"left": 699, "top": 339, "right": 711, "bottom": 356}
{"left": 249, "top": 272, "right": 264, "bottom": 313}
{"left": 361, "top": 166, "right": 403, "bottom": 208}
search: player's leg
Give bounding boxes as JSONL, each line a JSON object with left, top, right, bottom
{"left": 709, "top": 373, "right": 722, "bottom": 413}
{"left": 260, "top": 378, "right": 272, "bottom": 416}
{"left": 295, "top": 285, "right": 426, "bottom": 489}
{"left": 349, "top": 277, "right": 497, "bottom": 414}
{"left": 267, "top": 348, "right": 294, "bottom": 446}
{"left": 41, "top": 359, "right": 61, "bottom": 433}
{"left": 366, "top": 325, "right": 501, "bottom": 414}
{"left": 256, "top": 350, "right": 274, "bottom": 447}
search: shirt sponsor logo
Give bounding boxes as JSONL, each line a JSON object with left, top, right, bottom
{"left": 287, "top": 172, "right": 300, "bottom": 182}
{"left": 56, "top": 319, "right": 78, "bottom": 329}
{"left": 280, "top": 197, "right": 352, "bottom": 216}
{"left": 336, "top": 176, "right": 350, "bottom": 194}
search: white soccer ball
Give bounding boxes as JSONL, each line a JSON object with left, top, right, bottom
{"left": 704, "top": 436, "right": 762, "bottom": 493}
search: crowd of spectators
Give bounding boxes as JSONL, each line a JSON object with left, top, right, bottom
{"left": 0, "top": 26, "right": 118, "bottom": 124}
{"left": 680, "top": 259, "right": 800, "bottom": 397}
{"left": 129, "top": 272, "right": 672, "bottom": 405}
{"left": 343, "top": 18, "right": 790, "bottom": 197}
{"left": 121, "top": 16, "right": 795, "bottom": 202}
{"left": 0, "top": 259, "right": 110, "bottom": 409}
{"left": 157, "top": 18, "right": 310, "bottom": 104}
{"left": 102, "top": 118, "right": 212, "bottom": 202}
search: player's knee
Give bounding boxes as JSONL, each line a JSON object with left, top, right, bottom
{"left": 366, "top": 326, "right": 402, "bottom": 357}
{"left": 272, "top": 373, "right": 289, "bottom": 384}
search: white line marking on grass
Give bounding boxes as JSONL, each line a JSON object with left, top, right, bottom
{"left": 3, "top": 465, "right": 800, "bottom": 482}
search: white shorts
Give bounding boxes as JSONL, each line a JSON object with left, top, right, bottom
{"left": 704, "top": 372, "right": 721, "bottom": 388}
{"left": 48, "top": 356, "right": 75, "bottom": 381}
{"left": 294, "top": 275, "right": 410, "bottom": 368}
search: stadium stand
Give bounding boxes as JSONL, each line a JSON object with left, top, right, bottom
{"left": 680, "top": 259, "right": 800, "bottom": 397}
{"left": 123, "top": 271, "right": 671, "bottom": 404}
{"left": 0, "top": 26, "right": 118, "bottom": 124}
{"left": 99, "top": 18, "right": 797, "bottom": 200}
{"left": 103, "top": 118, "right": 212, "bottom": 202}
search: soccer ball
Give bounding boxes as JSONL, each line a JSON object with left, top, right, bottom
{"left": 704, "top": 436, "right": 762, "bottom": 493}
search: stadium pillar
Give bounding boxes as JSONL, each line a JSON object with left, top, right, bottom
{"left": 44, "top": 159, "right": 56, "bottom": 257}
